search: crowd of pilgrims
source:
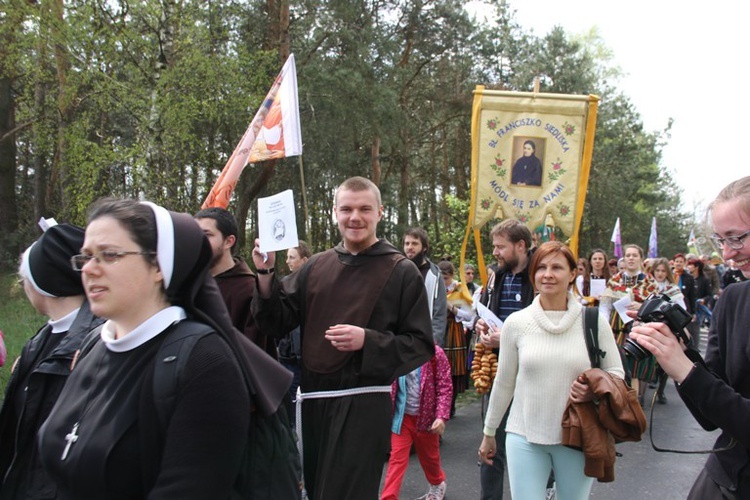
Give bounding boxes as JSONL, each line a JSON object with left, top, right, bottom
{"left": 1, "top": 174, "right": 749, "bottom": 500}
{"left": 437, "top": 245, "right": 745, "bottom": 412}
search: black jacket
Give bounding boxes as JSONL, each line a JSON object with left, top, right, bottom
{"left": 676, "top": 271, "right": 696, "bottom": 314}
{"left": 693, "top": 273, "right": 713, "bottom": 305}
{"left": 0, "top": 301, "right": 103, "bottom": 500}
{"left": 678, "top": 281, "right": 750, "bottom": 494}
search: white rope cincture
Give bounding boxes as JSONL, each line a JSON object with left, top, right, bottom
{"left": 295, "top": 385, "right": 391, "bottom": 499}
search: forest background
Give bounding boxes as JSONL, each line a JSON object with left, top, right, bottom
{"left": 0, "top": 0, "right": 694, "bottom": 273}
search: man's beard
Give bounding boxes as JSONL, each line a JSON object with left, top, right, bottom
{"left": 499, "top": 252, "right": 518, "bottom": 272}
{"left": 408, "top": 249, "right": 427, "bottom": 267}
{"left": 210, "top": 251, "right": 224, "bottom": 269}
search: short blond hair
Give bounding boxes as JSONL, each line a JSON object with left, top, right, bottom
{"left": 335, "top": 176, "right": 381, "bottom": 206}
{"left": 708, "top": 176, "right": 750, "bottom": 228}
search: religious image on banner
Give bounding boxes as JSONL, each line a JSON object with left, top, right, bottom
{"left": 248, "top": 93, "right": 285, "bottom": 161}
{"left": 510, "top": 137, "right": 545, "bottom": 187}
{"left": 248, "top": 56, "right": 302, "bottom": 163}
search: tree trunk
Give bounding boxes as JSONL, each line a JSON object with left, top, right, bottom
{"left": 33, "top": 77, "right": 48, "bottom": 222}
{"left": 398, "top": 141, "right": 409, "bottom": 231}
{"left": 0, "top": 77, "right": 17, "bottom": 243}
{"left": 454, "top": 120, "right": 468, "bottom": 198}
{"left": 440, "top": 125, "right": 449, "bottom": 228}
{"left": 279, "top": 0, "right": 290, "bottom": 61}
{"left": 371, "top": 135, "right": 381, "bottom": 186}
{"left": 235, "top": 161, "right": 277, "bottom": 252}
{"left": 428, "top": 130, "right": 438, "bottom": 238}
{"left": 0, "top": 3, "right": 23, "bottom": 251}
{"left": 143, "top": 0, "right": 177, "bottom": 203}
{"left": 266, "top": 0, "right": 279, "bottom": 51}
{"left": 49, "top": 0, "right": 71, "bottom": 216}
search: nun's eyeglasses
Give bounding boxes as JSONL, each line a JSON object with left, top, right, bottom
{"left": 70, "top": 250, "right": 156, "bottom": 271}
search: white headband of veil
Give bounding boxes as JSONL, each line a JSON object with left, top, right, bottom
{"left": 20, "top": 244, "right": 55, "bottom": 297}
{"left": 140, "top": 201, "right": 174, "bottom": 290}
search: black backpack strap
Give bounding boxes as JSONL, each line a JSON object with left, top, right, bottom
{"left": 152, "top": 321, "right": 215, "bottom": 429}
{"left": 583, "top": 307, "right": 606, "bottom": 368}
{"left": 138, "top": 321, "right": 215, "bottom": 491}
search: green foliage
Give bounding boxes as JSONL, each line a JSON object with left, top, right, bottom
{"left": 0, "top": 0, "right": 696, "bottom": 269}
{"left": 0, "top": 275, "right": 39, "bottom": 393}
{"left": 433, "top": 195, "right": 472, "bottom": 261}
{"left": 431, "top": 195, "right": 499, "bottom": 275}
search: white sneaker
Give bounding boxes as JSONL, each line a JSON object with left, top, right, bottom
{"left": 545, "top": 482, "right": 556, "bottom": 500}
{"left": 418, "top": 480, "right": 446, "bottom": 500}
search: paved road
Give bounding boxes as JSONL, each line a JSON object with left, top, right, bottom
{"left": 382, "top": 374, "right": 719, "bottom": 499}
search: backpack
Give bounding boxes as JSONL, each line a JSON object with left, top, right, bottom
{"left": 152, "top": 321, "right": 302, "bottom": 499}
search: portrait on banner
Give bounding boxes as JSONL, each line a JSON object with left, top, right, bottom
{"left": 510, "top": 136, "right": 545, "bottom": 187}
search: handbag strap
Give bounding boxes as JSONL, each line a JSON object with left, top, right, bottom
{"left": 583, "top": 307, "right": 606, "bottom": 368}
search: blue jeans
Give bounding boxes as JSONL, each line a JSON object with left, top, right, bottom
{"left": 506, "top": 432, "right": 593, "bottom": 500}
{"left": 696, "top": 301, "right": 712, "bottom": 328}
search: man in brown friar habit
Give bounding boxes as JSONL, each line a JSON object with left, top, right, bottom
{"left": 194, "top": 207, "right": 277, "bottom": 359}
{"left": 252, "top": 176, "right": 435, "bottom": 500}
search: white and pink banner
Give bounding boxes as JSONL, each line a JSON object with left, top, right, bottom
{"left": 202, "top": 54, "right": 302, "bottom": 209}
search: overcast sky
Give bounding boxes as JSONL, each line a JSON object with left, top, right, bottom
{"left": 471, "top": 0, "right": 749, "bottom": 217}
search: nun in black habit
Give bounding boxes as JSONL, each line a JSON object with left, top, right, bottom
{"left": 511, "top": 139, "right": 543, "bottom": 186}
{"left": 0, "top": 223, "right": 104, "bottom": 499}
{"left": 37, "top": 199, "right": 291, "bottom": 499}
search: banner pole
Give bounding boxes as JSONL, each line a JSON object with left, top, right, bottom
{"left": 570, "top": 95, "right": 600, "bottom": 257}
{"left": 298, "top": 155, "right": 308, "bottom": 238}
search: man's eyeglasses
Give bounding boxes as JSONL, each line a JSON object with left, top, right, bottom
{"left": 709, "top": 229, "right": 750, "bottom": 251}
{"left": 70, "top": 250, "right": 156, "bottom": 271}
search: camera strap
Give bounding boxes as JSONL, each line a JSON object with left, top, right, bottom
{"left": 647, "top": 371, "right": 737, "bottom": 455}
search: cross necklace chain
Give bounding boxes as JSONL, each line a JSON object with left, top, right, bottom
{"left": 61, "top": 347, "right": 106, "bottom": 461}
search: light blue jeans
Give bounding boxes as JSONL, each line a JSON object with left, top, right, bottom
{"left": 506, "top": 432, "right": 594, "bottom": 500}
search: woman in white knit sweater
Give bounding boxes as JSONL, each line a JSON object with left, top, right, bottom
{"left": 478, "top": 241, "right": 624, "bottom": 499}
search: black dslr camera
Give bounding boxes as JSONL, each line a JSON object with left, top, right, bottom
{"left": 622, "top": 293, "right": 693, "bottom": 361}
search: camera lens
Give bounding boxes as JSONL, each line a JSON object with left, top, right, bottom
{"left": 622, "top": 338, "right": 651, "bottom": 361}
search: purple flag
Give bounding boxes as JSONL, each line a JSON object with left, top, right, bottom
{"left": 610, "top": 217, "right": 622, "bottom": 258}
{"left": 648, "top": 217, "right": 658, "bottom": 258}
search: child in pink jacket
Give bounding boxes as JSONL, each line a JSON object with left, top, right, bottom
{"left": 382, "top": 345, "right": 452, "bottom": 500}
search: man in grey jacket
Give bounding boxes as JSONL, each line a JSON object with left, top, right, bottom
{"left": 404, "top": 227, "right": 447, "bottom": 346}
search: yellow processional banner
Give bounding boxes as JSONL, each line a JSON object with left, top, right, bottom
{"left": 462, "top": 86, "right": 599, "bottom": 284}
